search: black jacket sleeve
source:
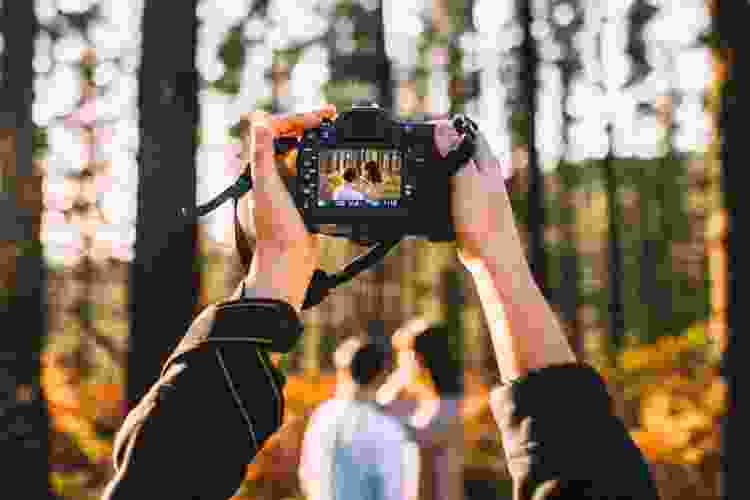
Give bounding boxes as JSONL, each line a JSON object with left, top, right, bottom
{"left": 489, "top": 363, "right": 660, "bottom": 500}
{"left": 101, "top": 298, "right": 302, "bottom": 500}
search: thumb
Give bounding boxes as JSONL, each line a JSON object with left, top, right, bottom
{"left": 250, "top": 121, "right": 290, "bottom": 187}
{"left": 249, "top": 119, "right": 304, "bottom": 244}
{"left": 251, "top": 120, "right": 277, "bottom": 181}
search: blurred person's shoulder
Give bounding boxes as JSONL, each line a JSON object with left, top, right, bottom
{"left": 307, "top": 398, "right": 348, "bottom": 428}
{"left": 372, "top": 401, "right": 418, "bottom": 443}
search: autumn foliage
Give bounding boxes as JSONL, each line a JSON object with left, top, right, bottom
{"left": 43, "top": 323, "right": 724, "bottom": 500}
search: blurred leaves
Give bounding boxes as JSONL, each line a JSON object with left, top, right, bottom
{"left": 213, "top": 26, "right": 245, "bottom": 95}
{"left": 32, "top": 126, "right": 48, "bottom": 160}
{"left": 322, "top": 79, "right": 377, "bottom": 110}
{"left": 41, "top": 320, "right": 725, "bottom": 500}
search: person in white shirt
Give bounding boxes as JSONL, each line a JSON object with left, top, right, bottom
{"left": 299, "top": 336, "right": 420, "bottom": 500}
{"left": 333, "top": 166, "right": 368, "bottom": 202}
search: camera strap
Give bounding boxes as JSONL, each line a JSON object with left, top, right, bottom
{"left": 182, "top": 114, "right": 479, "bottom": 311}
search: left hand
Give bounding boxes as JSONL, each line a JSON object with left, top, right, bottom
{"left": 236, "top": 106, "right": 336, "bottom": 312}
{"left": 431, "top": 118, "right": 516, "bottom": 270}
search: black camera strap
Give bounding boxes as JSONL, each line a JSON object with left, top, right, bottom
{"left": 182, "top": 115, "right": 479, "bottom": 311}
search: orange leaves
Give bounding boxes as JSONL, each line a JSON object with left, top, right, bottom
{"left": 42, "top": 350, "right": 122, "bottom": 478}
{"left": 702, "top": 378, "right": 727, "bottom": 415}
{"left": 618, "top": 324, "right": 725, "bottom": 474}
{"left": 617, "top": 330, "right": 705, "bottom": 374}
{"left": 633, "top": 378, "right": 724, "bottom": 466}
{"left": 461, "top": 374, "right": 506, "bottom": 471}
{"left": 245, "top": 415, "right": 309, "bottom": 484}
{"left": 281, "top": 373, "right": 337, "bottom": 419}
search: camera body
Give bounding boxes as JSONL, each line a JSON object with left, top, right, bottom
{"left": 289, "top": 104, "right": 456, "bottom": 243}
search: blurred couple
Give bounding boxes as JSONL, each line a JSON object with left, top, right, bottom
{"left": 331, "top": 160, "right": 385, "bottom": 202}
{"left": 299, "top": 318, "right": 464, "bottom": 500}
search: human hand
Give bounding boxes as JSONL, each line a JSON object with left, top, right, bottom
{"left": 432, "top": 120, "right": 519, "bottom": 271}
{"left": 236, "top": 105, "right": 336, "bottom": 312}
{"left": 433, "top": 120, "right": 576, "bottom": 380}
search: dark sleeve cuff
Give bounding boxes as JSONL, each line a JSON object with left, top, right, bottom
{"left": 489, "top": 363, "right": 615, "bottom": 479}
{"left": 169, "top": 298, "right": 304, "bottom": 366}
{"left": 489, "top": 363, "right": 660, "bottom": 498}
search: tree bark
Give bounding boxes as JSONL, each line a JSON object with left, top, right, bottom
{"left": 603, "top": 130, "right": 625, "bottom": 354}
{"left": 519, "top": 0, "right": 547, "bottom": 298}
{"left": 715, "top": 1, "right": 743, "bottom": 498}
{"left": 129, "top": 0, "right": 200, "bottom": 406}
{"left": 0, "top": 1, "right": 56, "bottom": 497}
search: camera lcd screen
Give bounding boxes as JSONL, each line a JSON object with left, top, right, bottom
{"left": 316, "top": 148, "right": 403, "bottom": 208}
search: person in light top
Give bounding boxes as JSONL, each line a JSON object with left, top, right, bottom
{"left": 299, "top": 335, "right": 419, "bottom": 500}
{"left": 333, "top": 166, "right": 368, "bottom": 202}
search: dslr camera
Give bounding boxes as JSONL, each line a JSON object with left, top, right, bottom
{"left": 277, "top": 103, "right": 475, "bottom": 243}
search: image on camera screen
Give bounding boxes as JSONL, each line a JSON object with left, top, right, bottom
{"left": 317, "top": 148, "right": 402, "bottom": 208}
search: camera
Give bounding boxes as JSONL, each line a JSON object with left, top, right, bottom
{"left": 282, "top": 103, "right": 464, "bottom": 243}
{"left": 183, "top": 103, "right": 477, "bottom": 308}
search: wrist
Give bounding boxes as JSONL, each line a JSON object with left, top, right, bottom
{"left": 466, "top": 250, "right": 576, "bottom": 382}
{"left": 241, "top": 255, "right": 316, "bottom": 313}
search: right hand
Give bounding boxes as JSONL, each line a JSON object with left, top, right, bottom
{"left": 432, "top": 121, "right": 518, "bottom": 269}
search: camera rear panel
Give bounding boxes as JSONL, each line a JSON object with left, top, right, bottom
{"left": 294, "top": 107, "right": 456, "bottom": 242}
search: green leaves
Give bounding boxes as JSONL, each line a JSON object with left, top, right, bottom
{"left": 32, "top": 126, "right": 48, "bottom": 160}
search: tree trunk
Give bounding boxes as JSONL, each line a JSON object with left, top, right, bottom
{"left": 519, "top": 0, "right": 547, "bottom": 298}
{"left": 129, "top": 0, "right": 200, "bottom": 406}
{"left": 603, "top": 132, "right": 626, "bottom": 355}
{"left": 0, "top": 2, "right": 56, "bottom": 497}
{"left": 376, "top": 0, "right": 394, "bottom": 113}
{"left": 557, "top": 162, "right": 583, "bottom": 357}
{"left": 715, "top": 1, "right": 743, "bottom": 498}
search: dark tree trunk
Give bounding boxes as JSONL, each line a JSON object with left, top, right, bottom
{"left": 0, "top": 2, "right": 55, "bottom": 497}
{"left": 603, "top": 126, "right": 626, "bottom": 354}
{"left": 557, "top": 162, "right": 582, "bottom": 357}
{"left": 376, "top": 0, "right": 394, "bottom": 113}
{"left": 129, "top": 0, "right": 200, "bottom": 406}
{"left": 519, "top": 0, "right": 547, "bottom": 297}
{"left": 638, "top": 162, "right": 659, "bottom": 343}
{"left": 557, "top": 20, "right": 583, "bottom": 358}
{"left": 715, "top": 1, "right": 743, "bottom": 498}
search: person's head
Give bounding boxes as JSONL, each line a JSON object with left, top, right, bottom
{"left": 363, "top": 160, "right": 382, "bottom": 184}
{"left": 334, "top": 335, "right": 394, "bottom": 390}
{"left": 392, "top": 318, "right": 463, "bottom": 397}
{"left": 342, "top": 166, "right": 358, "bottom": 183}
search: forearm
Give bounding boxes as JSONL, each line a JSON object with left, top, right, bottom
{"left": 461, "top": 193, "right": 575, "bottom": 381}
{"left": 468, "top": 255, "right": 575, "bottom": 382}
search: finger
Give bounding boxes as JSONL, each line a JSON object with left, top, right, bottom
{"left": 269, "top": 105, "right": 337, "bottom": 136}
{"left": 428, "top": 113, "right": 451, "bottom": 122}
{"left": 433, "top": 120, "right": 461, "bottom": 157}
{"left": 251, "top": 122, "right": 296, "bottom": 215}
{"left": 473, "top": 132, "right": 514, "bottom": 180}
{"left": 239, "top": 111, "right": 270, "bottom": 166}
{"left": 251, "top": 119, "right": 278, "bottom": 180}
{"left": 250, "top": 122, "right": 307, "bottom": 240}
